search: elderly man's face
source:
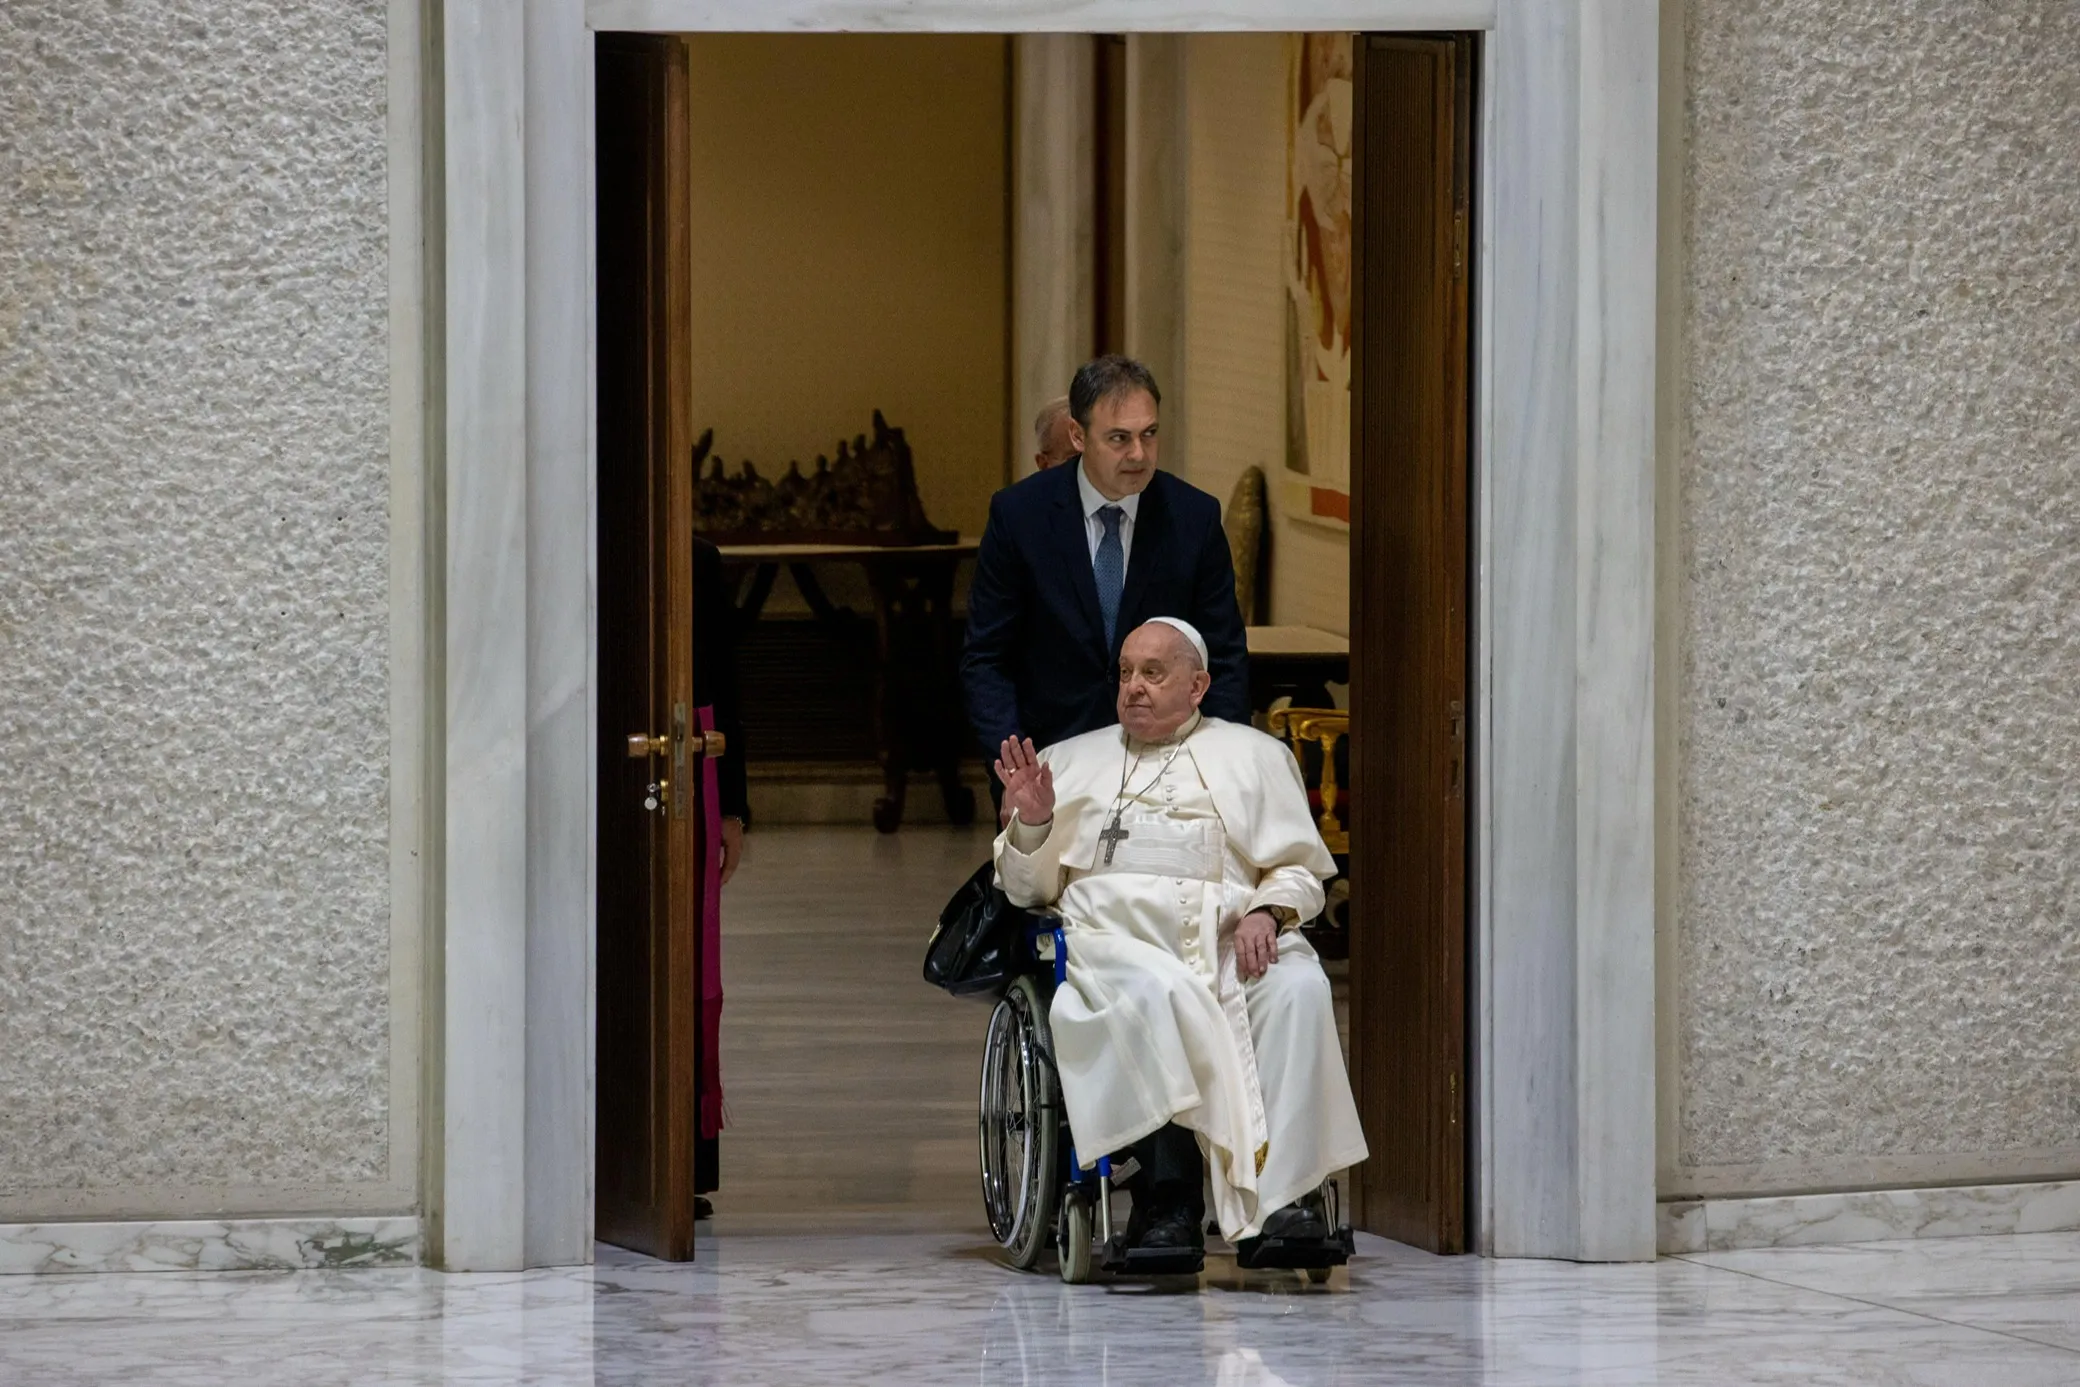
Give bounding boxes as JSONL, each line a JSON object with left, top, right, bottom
{"left": 1035, "top": 411, "right": 1078, "bottom": 471}
{"left": 1116, "top": 623, "right": 1211, "bottom": 741}
{"left": 1071, "top": 388, "right": 1160, "bottom": 500}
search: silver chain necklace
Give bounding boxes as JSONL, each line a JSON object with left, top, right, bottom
{"left": 1097, "top": 720, "right": 1196, "bottom": 866}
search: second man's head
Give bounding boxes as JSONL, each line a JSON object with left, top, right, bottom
{"left": 1068, "top": 354, "right": 1161, "bottom": 501}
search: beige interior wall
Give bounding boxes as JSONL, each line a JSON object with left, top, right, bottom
{"left": 683, "top": 34, "right": 1011, "bottom": 542}
{"left": 1180, "top": 34, "right": 1350, "bottom": 636}
{"left": 1669, "top": 0, "right": 2080, "bottom": 1198}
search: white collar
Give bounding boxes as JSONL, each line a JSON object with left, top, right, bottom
{"left": 1076, "top": 459, "right": 1143, "bottom": 523}
{"left": 1124, "top": 710, "right": 1203, "bottom": 753}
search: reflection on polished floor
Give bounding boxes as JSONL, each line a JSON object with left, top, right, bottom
{"left": 9, "top": 1231, "right": 2080, "bottom": 1383}
{"left": 713, "top": 822, "right": 997, "bottom": 1230}
{"left": 9, "top": 828, "right": 2080, "bottom": 1381}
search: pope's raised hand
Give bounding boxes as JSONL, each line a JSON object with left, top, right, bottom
{"left": 994, "top": 736, "right": 1055, "bottom": 827}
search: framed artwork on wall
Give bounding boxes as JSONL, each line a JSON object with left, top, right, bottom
{"left": 1281, "top": 31, "right": 1354, "bottom": 531}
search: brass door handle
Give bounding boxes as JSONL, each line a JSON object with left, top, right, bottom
{"left": 629, "top": 731, "right": 725, "bottom": 758}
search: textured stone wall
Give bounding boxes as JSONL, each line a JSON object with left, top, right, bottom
{"left": 1676, "top": 0, "right": 2080, "bottom": 1194}
{"left": 0, "top": 0, "right": 396, "bottom": 1214}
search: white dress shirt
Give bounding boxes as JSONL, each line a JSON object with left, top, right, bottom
{"left": 1076, "top": 459, "right": 1141, "bottom": 571}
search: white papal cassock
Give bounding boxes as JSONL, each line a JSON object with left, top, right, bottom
{"left": 994, "top": 713, "right": 1368, "bottom": 1240}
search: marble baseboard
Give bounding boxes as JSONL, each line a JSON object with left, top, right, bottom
{"left": 0, "top": 1216, "right": 419, "bottom": 1274}
{"left": 1660, "top": 1180, "right": 2080, "bottom": 1254}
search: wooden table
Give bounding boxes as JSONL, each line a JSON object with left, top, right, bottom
{"left": 719, "top": 539, "right": 980, "bottom": 833}
{"left": 1246, "top": 624, "right": 1350, "bottom": 711}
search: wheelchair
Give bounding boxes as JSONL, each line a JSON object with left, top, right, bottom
{"left": 977, "top": 916, "right": 1354, "bottom": 1284}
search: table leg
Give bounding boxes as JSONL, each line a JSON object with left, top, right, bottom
{"left": 858, "top": 555, "right": 977, "bottom": 833}
{"left": 863, "top": 566, "right": 910, "bottom": 833}
{"left": 923, "top": 563, "right": 974, "bottom": 826}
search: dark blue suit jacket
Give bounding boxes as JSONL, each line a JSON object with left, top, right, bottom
{"left": 961, "top": 461, "right": 1249, "bottom": 756}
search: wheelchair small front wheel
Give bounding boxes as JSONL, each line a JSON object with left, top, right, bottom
{"left": 1058, "top": 1188, "right": 1094, "bottom": 1285}
{"left": 978, "top": 974, "right": 1061, "bottom": 1270}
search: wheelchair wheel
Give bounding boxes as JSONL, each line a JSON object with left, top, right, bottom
{"left": 979, "top": 974, "right": 1061, "bottom": 1269}
{"left": 1058, "top": 1188, "right": 1094, "bottom": 1285}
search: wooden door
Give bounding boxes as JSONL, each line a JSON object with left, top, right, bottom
{"left": 595, "top": 32, "right": 706, "bottom": 1261}
{"left": 1346, "top": 33, "right": 1474, "bottom": 1254}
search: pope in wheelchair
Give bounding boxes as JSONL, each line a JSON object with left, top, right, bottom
{"left": 982, "top": 616, "right": 1367, "bottom": 1280}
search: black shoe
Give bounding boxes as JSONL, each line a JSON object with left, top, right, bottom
{"left": 1257, "top": 1196, "right": 1329, "bottom": 1242}
{"left": 1235, "top": 1191, "right": 1350, "bottom": 1271}
{"left": 695, "top": 1196, "right": 714, "bottom": 1220}
{"left": 1135, "top": 1208, "right": 1204, "bottom": 1253}
{"left": 1109, "top": 1189, "right": 1207, "bottom": 1275}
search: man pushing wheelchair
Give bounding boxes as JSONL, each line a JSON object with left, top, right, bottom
{"left": 958, "top": 355, "right": 1362, "bottom": 1275}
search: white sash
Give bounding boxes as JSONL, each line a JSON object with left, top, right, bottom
{"left": 1085, "top": 746, "right": 1273, "bottom": 1181}
{"left": 1087, "top": 810, "right": 1224, "bottom": 882}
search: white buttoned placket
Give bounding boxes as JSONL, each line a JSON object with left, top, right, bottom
{"left": 1097, "top": 736, "right": 1271, "bottom": 1170}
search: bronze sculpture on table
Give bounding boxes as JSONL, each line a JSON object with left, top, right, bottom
{"left": 695, "top": 413, "right": 976, "bottom": 833}
{"left": 693, "top": 410, "right": 956, "bottom": 548}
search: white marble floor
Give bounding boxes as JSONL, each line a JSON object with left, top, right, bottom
{"left": 7, "top": 1230, "right": 2080, "bottom": 1384}
{"left": 11, "top": 825, "right": 2072, "bottom": 1381}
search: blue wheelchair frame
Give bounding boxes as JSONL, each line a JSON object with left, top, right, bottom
{"left": 1027, "top": 917, "right": 1117, "bottom": 1253}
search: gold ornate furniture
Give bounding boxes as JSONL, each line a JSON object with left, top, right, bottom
{"left": 700, "top": 414, "right": 975, "bottom": 832}
{"left": 1266, "top": 705, "right": 1350, "bottom": 854}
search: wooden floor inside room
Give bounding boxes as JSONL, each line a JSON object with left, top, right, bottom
{"left": 709, "top": 823, "right": 998, "bottom": 1232}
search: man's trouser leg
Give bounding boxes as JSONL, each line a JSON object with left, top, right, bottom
{"left": 1127, "top": 1123, "right": 1205, "bottom": 1234}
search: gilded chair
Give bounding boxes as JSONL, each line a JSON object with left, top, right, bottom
{"left": 1265, "top": 705, "right": 1349, "bottom": 855}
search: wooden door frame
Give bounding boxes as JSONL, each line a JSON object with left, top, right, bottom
{"left": 421, "top": 0, "right": 1659, "bottom": 1269}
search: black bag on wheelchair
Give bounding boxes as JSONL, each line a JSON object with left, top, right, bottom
{"left": 924, "top": 860, "right": 1028, "bottom": 997}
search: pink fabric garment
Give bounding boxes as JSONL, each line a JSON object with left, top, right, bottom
{"left": 697, "top": 704, "right": 727, "bottom": 1140}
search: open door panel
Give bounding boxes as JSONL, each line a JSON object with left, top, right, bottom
{"left": 595, "top": 31, "right": 706, "bottom": 1262}
{"left": 1346, "top": 32, "right": 1474, "bottom": 1254}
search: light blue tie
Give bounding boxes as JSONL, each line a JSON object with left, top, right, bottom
{"left": 1093, "top": 505, "right": 1126, "bottom": 650}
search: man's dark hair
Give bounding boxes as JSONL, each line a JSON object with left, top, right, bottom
{"left": 1068, "top": 354, "right": 1162, "bottom": 428}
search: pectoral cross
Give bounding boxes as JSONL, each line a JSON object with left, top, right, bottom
{"left": 1097, "top": 811, "right": 1131, "bottom": 866}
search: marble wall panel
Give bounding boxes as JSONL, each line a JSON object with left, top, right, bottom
{"left": 438, "top": 0, "right": 530, "bottom": 1271}
{"left": 0, "top": 0, "right": 400, "bottom": 1215}
{"left": 0, "top": 1217, "right": 418, "bottom": 1275}
{"left": 1674, "top": 0, "right": 2080, "bottom": 1193}
{"left": 1661, "top": 1179, "right": 2080, "bottom": 1254}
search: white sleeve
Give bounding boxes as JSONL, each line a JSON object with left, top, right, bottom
{"left": 1244, "top": 861, "right": 1327, "bottom": 925}
{"left": 994, "top": 810, "right": 1067, "bottom": 908}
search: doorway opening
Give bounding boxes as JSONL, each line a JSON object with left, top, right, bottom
{"left": 590, "top": 29, "right": 1475, "bottom": 1262}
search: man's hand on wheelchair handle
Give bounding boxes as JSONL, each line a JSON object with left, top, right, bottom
{"left": 995, "top": 736, "right": 1055, "bottom": 829}
{"left": 1236, "top": 910, "right": 1280, "bottom": 981}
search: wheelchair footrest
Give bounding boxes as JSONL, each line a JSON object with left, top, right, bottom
{"left": 1100, "top": 1235, "right": 1205, "bottom": 1277}
{"left": 1233, "top": 1224, "right": 1357, "bottom": 1272}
